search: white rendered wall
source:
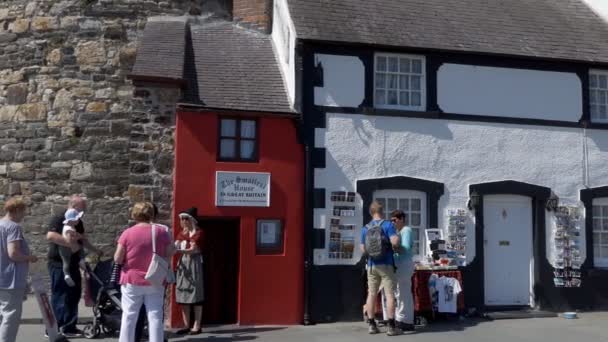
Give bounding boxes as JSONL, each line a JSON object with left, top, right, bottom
{"left": 271, "top": 0, "right": 297, "bottom": 107}
{"left": 313, "top": 114, "right": 608, "bottom": 265}
{"left": 437, "top": 64, "right": 582, "bottom": 121}
{"left": 313, "top": 54, "right": 365, "bottom": 107}
{"left": 583, "top": 0, "right": 608, "bottom": 21}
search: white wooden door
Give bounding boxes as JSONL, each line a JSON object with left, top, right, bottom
{"left": 483, "top": 195, "right": 533, "bottom": 306}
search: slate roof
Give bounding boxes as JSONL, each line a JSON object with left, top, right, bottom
{"left": 130, "top": 19, "right": 187, "bottom": 82}
{"left": 287, "top": 0, "right": 608, "bottom": 64}
{"left": 188, "top": 21, "right": 293, "bottom": 113}
{"left": 130, "top": 19, "right": 293, "bottom": 114}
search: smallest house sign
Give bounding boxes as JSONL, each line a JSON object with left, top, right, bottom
{"left": 216, "top": 171, "right": 271, "bottom": 207}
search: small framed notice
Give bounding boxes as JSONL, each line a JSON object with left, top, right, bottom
{"left": 256, "top": 219, "right": 283, "bottom": 255}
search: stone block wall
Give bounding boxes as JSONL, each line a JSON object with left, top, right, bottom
{"left": 0, "top": 0, "right": 193, "bottom": 277}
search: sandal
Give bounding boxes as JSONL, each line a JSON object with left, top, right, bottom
{"left": 189, "top": 329, "right": 202, "bottom": 335}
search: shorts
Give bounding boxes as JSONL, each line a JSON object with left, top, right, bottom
{"left": 367, "top": 264, "right": 396, "bottom": 296}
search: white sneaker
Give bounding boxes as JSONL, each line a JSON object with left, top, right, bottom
{"left": 64, "top": 275, "right": 75, "bottom": 287}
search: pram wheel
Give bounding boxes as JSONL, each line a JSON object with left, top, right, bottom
{"left": 102, "top": 325, "right": 117, "bottom": 335}
{"left": 83, "top": 323, "right": 100, "bottom": 339}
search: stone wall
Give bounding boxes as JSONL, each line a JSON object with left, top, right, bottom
{"left": 0, "top": 0, "right": 192, "bottom": 276}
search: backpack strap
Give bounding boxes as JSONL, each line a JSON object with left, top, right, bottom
{"left": 366, "top": 219, "right": 385, "bottom": 228}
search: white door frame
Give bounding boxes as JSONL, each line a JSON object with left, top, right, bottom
{"left": 483, "top": 194, "right": 535, "bottom": 307}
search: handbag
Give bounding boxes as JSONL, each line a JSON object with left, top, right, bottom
{"left": 145, "top": 224, "right": 169, "bottom": 287}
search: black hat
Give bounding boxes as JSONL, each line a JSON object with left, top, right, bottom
{"left": 179, "top": 207, "right": 201, "bottom": 226}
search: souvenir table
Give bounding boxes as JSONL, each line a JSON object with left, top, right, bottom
{"left": 413, "top": 267, "right": 465, "bottom": 316}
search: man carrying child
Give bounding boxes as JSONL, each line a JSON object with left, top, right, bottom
{"left": 46, "top": 195, "right": 103, "bottom": 337}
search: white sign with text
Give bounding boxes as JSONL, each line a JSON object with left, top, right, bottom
{"left": 215, "top": 171, "right": 271, "bottom": 207}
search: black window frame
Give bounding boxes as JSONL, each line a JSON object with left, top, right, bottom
{"left": 581, "top": 186, "right": 608, "bottom": 269}
{"left": 217, "top": 117, "right": 259, "bottom": 162}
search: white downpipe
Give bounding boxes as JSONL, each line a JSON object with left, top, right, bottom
{"left": 583, "top": 127, "right": 590, "bottom": 188}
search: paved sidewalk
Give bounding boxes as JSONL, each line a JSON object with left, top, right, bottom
{"left": 21, "top": 296, "right": 93, "bottom": 325}
{"left": 15, "top": 302, "right": 608, "bottom": 342}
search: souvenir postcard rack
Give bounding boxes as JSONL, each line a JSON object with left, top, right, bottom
{"left": 552, "top": 206, "right": 582, "bottom": 288}
{"left": 446, "top": 209, "right": 467, "bottom": 267}
{"left": 328, "top": 191, "right": 357, "bottom": 260}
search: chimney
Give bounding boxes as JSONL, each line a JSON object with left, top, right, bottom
{"left": 193, "top": 0, "right": 233, "bottom": 19}
{"left": 232, "top": 0, "right": 273, "bottom": 33}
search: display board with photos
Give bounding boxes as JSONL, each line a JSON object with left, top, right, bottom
{"left": 446, "top": 208, "right": 468, "bottom": 266}
{"left": 328, "top": 191, "right": 357, "bottom": 260}
{"left": 552, "top": 206, "right": 582, "bottom": 288}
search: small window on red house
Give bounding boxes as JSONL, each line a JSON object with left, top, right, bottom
{"left": 218, "top": 118, "right": 258, "bottom": 161}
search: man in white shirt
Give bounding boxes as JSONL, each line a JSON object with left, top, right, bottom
{"left": 390, "top": 210, "right": 416, "bottom": 331}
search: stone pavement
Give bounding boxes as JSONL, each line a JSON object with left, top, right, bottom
{"left": 16, "top": 296, "right": 608, "bottom": 342}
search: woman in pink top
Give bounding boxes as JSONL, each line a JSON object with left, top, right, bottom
{"left": 114, "top": 202, "right": 174, "bottom": 342}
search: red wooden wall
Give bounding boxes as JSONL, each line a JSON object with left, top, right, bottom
{"left": 171, "top": 111, "right": 305, "bottom": 325}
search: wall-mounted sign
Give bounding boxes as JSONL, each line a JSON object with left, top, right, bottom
{"left": 216, "top": 171, "right": 271, "bottom": 207}
{"left": 256, "top": 219, "right": 283, "bottom": 254}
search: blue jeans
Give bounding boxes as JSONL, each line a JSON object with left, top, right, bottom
{"left": 48, "top": 263, "right": 81, "bottom": 333}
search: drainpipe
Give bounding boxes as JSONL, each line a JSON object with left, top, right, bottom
{"left": 296, "top": 40, "right": 313, "bottom": 325}
{"left": 303, "top": 140, "right": 313, "bottom": 325}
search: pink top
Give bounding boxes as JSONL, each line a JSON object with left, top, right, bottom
{"left": 118, "top": 223, "right": 171, "bottom": 286}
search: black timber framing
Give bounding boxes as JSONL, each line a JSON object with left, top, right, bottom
{"left": 466, "top": 180, "right": 595, "bottom": 312}
{"left": 302, "top": 40, "right": 608, "bottom": 130}
{"left": 300, "top": 39, "right": 608, "bottom": 323}
{"left": 466, "top": 181, "right": 550, "bottom": 311}
{"left": 357, "top": 176, "right": 445, "bottom": 229}
{"left": 579, "top": 187, "right": 608, "bottom": 309}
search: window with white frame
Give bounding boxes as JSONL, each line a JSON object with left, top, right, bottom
{"left": 374, "top": 189, "right": 426, "bottom": 260}
{"left": 374, "top": 53, "right": 426, "bottom": 111}
{"left": 593, "top": 198, "right": 608, "bottom": 267}
{"left": 590, "top": 70, "right": 608, "bottom": 123}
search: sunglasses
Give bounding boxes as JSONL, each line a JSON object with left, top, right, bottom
{"left": 179, "top": 216, "right": 190, "bottom": 221}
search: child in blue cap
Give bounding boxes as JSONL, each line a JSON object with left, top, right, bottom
{"left": 60, "top": 208, "right": 84, "bottom": 286}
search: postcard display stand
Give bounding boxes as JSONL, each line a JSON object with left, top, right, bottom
{"left": 446, "top": 209, "right": 468, "bottom": 267}
{"left": 552, "top": 206, "right": 582, "bottom": 288}
{"left": 328, "top": 191, "right": 357, "bottom": 260}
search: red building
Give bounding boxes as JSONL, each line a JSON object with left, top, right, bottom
{"left": 173, "top": 111, "right": 304, "bottom": 325}
{"left": 130, "top": 11, "right": 304, "bottom": 325}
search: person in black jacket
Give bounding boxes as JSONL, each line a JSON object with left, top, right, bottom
{"left": 46, "top": 195, "right": 103, "bottom": 337}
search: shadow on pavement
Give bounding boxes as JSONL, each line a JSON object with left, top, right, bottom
{"left": 183, "top": 336, "right": 257, "bottom": 342}
{"left": 204, "top": 327, "right": 285, "bottom": 335}
{"left": 165, "top": 327, "right": 285, "bottom": 341}
{"left": 415, "top": 316, "right": 486, "bottom": 333}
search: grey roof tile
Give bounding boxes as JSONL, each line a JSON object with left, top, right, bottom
{"left": 131, "top": 20, "right": 187, "bottom": 80}
{"left": 187, "top": 21, "right": 293, "bottom": 113}
{"left": 287, "top": 0, "right": 608, "bottom": 64}
{"left": 132, "top": 19, "right": 293, "bottom": 114}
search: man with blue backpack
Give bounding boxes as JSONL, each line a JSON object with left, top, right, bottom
{"left": 360, "top": 201, "right": 401, "bottom": 336}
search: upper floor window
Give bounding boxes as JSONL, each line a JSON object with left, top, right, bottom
{"left": 593, "top": 198, "right": 608, "bottom": 268}
{"left": 218, "top": 118, "right": 258, "bottom": 162}
{"left": 590, "top": 70, "right": 608, "bottom": 123}
{"left": 374, "top": 53, "right": 426, "bottom": 111}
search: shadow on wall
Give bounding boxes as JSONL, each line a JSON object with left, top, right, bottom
{"left": 370, "top": 116, "right": 454, "bottom": 141}
{"left": 586, "top": 129, "right": 608, "bottom": 152}
{"left": 344, "top": 115, "right": 455, "bottom": 150}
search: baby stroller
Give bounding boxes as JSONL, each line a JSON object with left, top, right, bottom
{"left": 82, "top": 259, "right": 122, "bottom": 339}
